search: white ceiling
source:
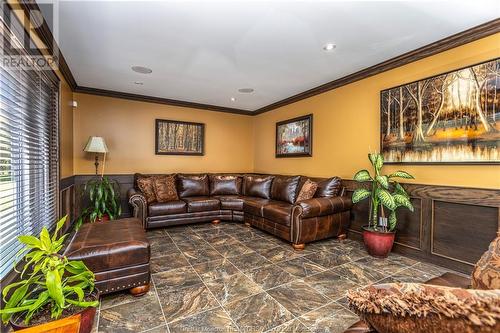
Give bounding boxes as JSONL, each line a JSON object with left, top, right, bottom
{"left": 44, "top": 0, "right": 500, "bottom": 111}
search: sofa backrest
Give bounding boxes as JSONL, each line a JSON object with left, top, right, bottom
{"left": 270, "top": 175, "right": 301, "bottom": 204}
{"left": 209, "top": 174, "right": 242, "bottom": 196}
{"left": 177, "top": 174, "right": 210, "bottom": 197}
{"left": 242, "top": 175, "right": 275, "bottom": 199}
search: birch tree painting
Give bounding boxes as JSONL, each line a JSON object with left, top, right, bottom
{"left": 381, "top": 58, "right": 499, "bottom": 163}
{"left": 155, "top": 119, "right": 204, "bottom": 155}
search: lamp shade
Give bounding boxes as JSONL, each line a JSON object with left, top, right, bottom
{"left": 84, "top": 136, "right": 108, "bottom": 153}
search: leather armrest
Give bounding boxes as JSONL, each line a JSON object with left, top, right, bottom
{"left": 127, "top": 188, "right": 148, "bottom": 228}
{"left": 294, "top": 196, "right": 352, "bottom": 218}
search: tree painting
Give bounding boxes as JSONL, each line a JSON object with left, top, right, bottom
{"left": 381, "top": 58, "right": 499, "bottom": 164}
{"left": 155, "top": 119, "right": 204, "bottom": 155}
{"left": 276, "top": 114, "right": 312, "bottom": 157}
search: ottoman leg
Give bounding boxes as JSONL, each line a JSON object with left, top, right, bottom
{"left": 212, "top": 219, "right": 221, "bottom": 225}
{"left": 338, "top": 234, "right": 347, "bottom": 241}
{"left": 292, "top": 243, "right": 305, "bottom": 251}
{"left": 130, "top": 283, "right": 150, "bottom": 297}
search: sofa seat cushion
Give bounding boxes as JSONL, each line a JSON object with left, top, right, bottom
{"left": 64, "top": 218, "right": 149, "bottom": 272}
{"left": 242, "top": 197, "right": 283, "bottom": 217}
{"left": 183, "top": 196, "right": 220, "bottom": 212}
{"left": 212, "top": 195, "right": 244, "bottom": 211}
{"left": 262, "top": 202, "right": 293, "bottom": 226}
{"left": 149, "top": 200, "right": 187, "bottom": 216}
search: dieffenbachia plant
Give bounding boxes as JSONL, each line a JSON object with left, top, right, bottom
{"left": 352, "top": 153, "right": 414, "bottom": 232}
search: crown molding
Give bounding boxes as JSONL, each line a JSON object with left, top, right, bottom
{"left": 74, "top": 86, "right": 253, "bottom": 115}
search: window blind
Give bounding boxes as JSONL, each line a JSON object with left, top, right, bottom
{"left": 0, "top": 12, "right": 59, "bottom": 279}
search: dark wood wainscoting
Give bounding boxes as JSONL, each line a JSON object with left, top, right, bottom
{"left": 343, "top": 180, "right": 500, "bottom": 274}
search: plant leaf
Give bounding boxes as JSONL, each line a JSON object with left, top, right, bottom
{"left": 377, "top": 188, "right": 396, "bottom": 210}
{"left": 46, "top": 267, "right": 64, "bottom": 309}
{"left": 39, "top": 228, "right": 51, "bottom": 251}
{"left": 17, "top": 235, "right": 41, "bottom": 249}
{"left": 388, "top": 211, "right": 397, "bottom": 231}
{"left": 394, "top": 194, "right": 414, "bottom": 211}
{"left": 389, "top": 170, "right": 414, "bottom": 179}
{"left": 353, "top": 170, "right": 372, "bottom": 182}
{"left": 376, "top": 175, "right": 389, "bottom": 189}
{"left": 352, "top": 188, "right": 371, "bottom": 203}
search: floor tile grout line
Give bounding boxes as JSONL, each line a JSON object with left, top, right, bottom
{"left": 150, "top": 274, "right": 170, "bottom": 332}
{"left": 164, "top": 226, "right": 243, "bottom": 333}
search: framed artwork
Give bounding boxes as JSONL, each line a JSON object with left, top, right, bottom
{"left": 381, "top": 58, "right": 499, "bottom": 164}
{"left": 276, "top": 114, "right": 312, "bottom": 157}
{"left": 155, "top": 119, "right": 204, "bottom": 155}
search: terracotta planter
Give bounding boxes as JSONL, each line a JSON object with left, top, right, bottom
{"left": 362, "top": 226, "right": 395, "bottom": 258}
{"left": 10, "top": 295, "right": 98, "bottom": 333}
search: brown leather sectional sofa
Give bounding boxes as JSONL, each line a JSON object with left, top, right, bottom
{"left": 128, "top": 173, "right": 352, "bottom": 249}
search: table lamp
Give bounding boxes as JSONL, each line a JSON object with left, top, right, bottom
{"left": 84, "top": 136, "right": 108, "bottom": 176}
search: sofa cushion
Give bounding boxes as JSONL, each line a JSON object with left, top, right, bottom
{"left": 210, "top": 175, "right": 242, "bottom": 195}
{"left": 296, "top": 179, "right": 318, "bottom": 202}
{"left": 153, "top": 174, "right": 179, "bottom": 202}
{"left": 212, "top": 195, "right": 244, "bottom": 211}
{"left": 270, "top": 175, "right": 300, "bottom": 204}
{"left": 243, "top": 175, "right": 274, "bottom": 199}
{"left": 183, "top": 196, "right": 220, "bottom": 213}
{"left": 149, "top": 200, "right": 187, "bottom": 216}
{"left": 262, "top": 202, "right": 293, "bottom": 226}
{"left": 347, "top": 282, "right": 500, "bottom": 333}
{"left": 136, "top": 174, "right": 157, "bottom": 204}
{"left": 242, "top": 197, "right": 273, "bottom": 217}
{"left": 472, "top": 234, "right": 500, "bottom": 290}
{"left": 177, "top": 174, "right": 209, "bottom": 197}
{"left": 314, "top": 176, "right": 342, "bottom": 197}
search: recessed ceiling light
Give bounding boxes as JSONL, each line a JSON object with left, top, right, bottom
{"left": 322, "top": 43, "right": 336, "bottom": 52}
{"left": 230, "top": 97, "right": 236, "bottom": 102}
{"left": 238, "top": 88, "right": 254, "bottom": 93}
{"left": 131, "top": 66, "right": 152, "bottom": 74}
{"left": 134, "top": 81, "right": 144, "bottom": 85}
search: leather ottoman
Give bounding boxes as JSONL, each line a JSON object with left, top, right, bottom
{"left": 64, "top": 218, "right": 151, "bottom": 296}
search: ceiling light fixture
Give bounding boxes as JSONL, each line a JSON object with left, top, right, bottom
{"left": 131, "top": 66, "right": 153, "bottom": 74}
{"left": 238, "top": 88, "right": 254, "bottom": 93}
{"left": 322, "top": 43, "right": 336, "bottom": 52}
{"left": 134, "top": 81, "right": 144, "bottom": 85}
{"left": 230, "top": 97, "right": 236, "bottom": 102}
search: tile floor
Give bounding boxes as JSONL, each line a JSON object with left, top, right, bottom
{"left": 94, "top": 221, "right": 461, "bottom": 333}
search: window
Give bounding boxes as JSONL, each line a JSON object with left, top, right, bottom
{"left": 0, "top": 9, "right": 59, "bottom": 279}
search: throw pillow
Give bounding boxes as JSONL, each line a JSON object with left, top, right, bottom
{"left": 210, "top": 175, "right": 242, "bottom": 195}
{"left": 177, "top": 174, "right": 209, "bottom": 197}
{"left": 472, "top": 233, "right": 500, "bottom": 290}
{"left": 270, "top": 175, "right": 301, "bottom": 204}
{"left": 296, "top": 179, "right": 318, "bottom": 202}
{"left": 153, "top": 175, "right": 179, "bottom": 202}
{"left": 242, "top": 175, "right": 274, "bottom": 199}
{"left": 314, "top": 176, "right": 342, "bottom": 197}
{"left": 136, "top": 175, "right": 156, "bottom": 204}
{"left": 347, "top": 283, "right": 500, "bottom": 333}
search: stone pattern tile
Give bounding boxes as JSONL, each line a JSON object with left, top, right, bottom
{"left": 95, "top": 221, "right": 465, "bottom": 333}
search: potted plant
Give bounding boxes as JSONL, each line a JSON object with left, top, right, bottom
{"left": 76, "top": 176, "right": 121, "bottom": 228}
{"left": 0, "top": 216, "right": 99, "bottom": 333}
{"left": 352, "top": 153, "right": 414, "bottom": 258}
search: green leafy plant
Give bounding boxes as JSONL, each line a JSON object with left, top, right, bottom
{"left": 352, "top": 153, "right": 415, "bottom": 232}
{"left": 76, "top": 176, "right": 121, "bottom": 228}
{"left": 0, "top": 216, "right": 99, "bottom": 325}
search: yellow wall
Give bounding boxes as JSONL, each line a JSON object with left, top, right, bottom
{"left": 73, "top": 93, "right": 254, "bottom": 174}
{"left": 253, "top": 33, "right": 500, "bottom": 189}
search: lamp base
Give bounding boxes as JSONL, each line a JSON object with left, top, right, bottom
{"left": 94, "top": 155, "right": 99, "bottom": 175}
